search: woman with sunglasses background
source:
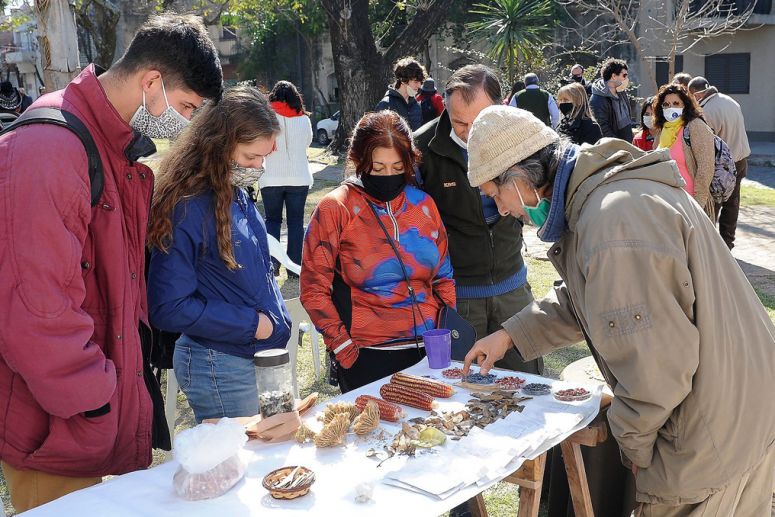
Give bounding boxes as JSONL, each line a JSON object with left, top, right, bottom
{"left": 651, "top": 84, "right": 716, "bottom": 218}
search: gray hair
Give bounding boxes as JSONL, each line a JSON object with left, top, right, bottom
{"left": 494, "top": 139, "right": 571, "bottom": 190}
{"left": 445, "top": 64, "right": 502, "bottom": 104}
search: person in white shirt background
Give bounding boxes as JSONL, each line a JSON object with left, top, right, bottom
{"left": 260, "top": 80, "right": 314, "bottom": 278}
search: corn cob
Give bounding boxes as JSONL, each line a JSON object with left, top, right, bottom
{"left": 391, "top": 372, "right": 454, "bottom": 398}
{"left": 379, "top": 382, "right": 436, "bottom": 411}
{"left": 355, "top": 395, "right": 404, "bottom": 422}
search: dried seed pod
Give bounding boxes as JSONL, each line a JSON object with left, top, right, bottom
{"left": 355, "top": 395, "right": 404, "bottom": 422}
{"left": 321, "top": 402, "right": 358, "bottom": 424}
{"left": 391, "top": 372, "right": 454, "bottom": 398}
{"left": 380, "top": 383, "right": 436, "bottom": 411}
{"left": 314, "top": 413, "right": 350, "bottom": 448}
{"left": 295, "top": 423, "right": 316, "bottom": 443}
{"left": 353, "top": 401, "right": 380, "bottom": 436}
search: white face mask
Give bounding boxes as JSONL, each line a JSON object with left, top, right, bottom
{"left": 642, "top": 115, "right": 654, "bottom": 129}
{"left": 449, "top": 127, "right": 468, "bottom": 150}
{"left": 129, "top": 78, "right": 190, "bottom": 140}
{"left": 663, "top": 107, "right": 683, "bottom": 122}
{"left": 406, "top": 84, "right": 418, "bottom": 97}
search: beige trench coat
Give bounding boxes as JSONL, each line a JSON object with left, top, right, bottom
{"left": 502, "top": 139, "right": 775, "bottom": 505}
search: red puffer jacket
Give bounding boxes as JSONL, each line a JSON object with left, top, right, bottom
{"left": 0, "top": 65, "right": 154, "bottom": 476}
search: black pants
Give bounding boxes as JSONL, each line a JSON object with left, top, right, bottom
{"left": 337, "top": 346, "right": 426, "bottom": 394}
{"left": 715, "top": 158, "right": 747, "bottom": 250}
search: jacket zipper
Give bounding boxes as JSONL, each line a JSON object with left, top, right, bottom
{"left": 386, "top": 201, "right": 400, "bottom": 244}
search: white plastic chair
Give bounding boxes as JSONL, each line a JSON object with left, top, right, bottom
{"left": 284, "top": 297, "right": 322, "bottom": 398}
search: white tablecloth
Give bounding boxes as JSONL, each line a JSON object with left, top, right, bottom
{"left": 22, "top": 361, "right": 601, "bottom": 516}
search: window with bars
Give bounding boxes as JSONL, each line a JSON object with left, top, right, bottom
{"left": 656, "top": 56, "right": 684, "bottom": 88}
{"left": 705, "top": 53, "right": 750, "bottom": 94}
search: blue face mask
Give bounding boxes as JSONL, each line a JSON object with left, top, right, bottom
{"left": 514, "top": 180, "right": 550, "bottom": 228}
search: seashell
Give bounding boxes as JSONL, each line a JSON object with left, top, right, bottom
{"left": 314, "top": 413, "right": 350, "bottom": 447}
{"left": 353, "top": 401, "right": 379, "bottom": 436}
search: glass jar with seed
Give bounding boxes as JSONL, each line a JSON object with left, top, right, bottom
{"left": 253, "top": 349, "right": 294, "bottom": 418}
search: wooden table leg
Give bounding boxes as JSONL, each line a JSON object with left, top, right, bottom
{"left": 469, "top": 494, "right": 488, "bottom": 517}
{"left": 560, "top": 440, "right": 595, "bottom": 517}
{"left": 516, "top": 453, "right": 546, "bottom": 517}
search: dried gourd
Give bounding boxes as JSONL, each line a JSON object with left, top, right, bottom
{"left": 314, "top": 413, "right": 350, "bottom": 448}
{"left": 294, "top": 423, "right": 316, "bottom": 443}
{"left": 321, "top": 402, "right": 358, "bottom": 424}
{"left": 352, "top": 400, "right": 380, "bottom": 436}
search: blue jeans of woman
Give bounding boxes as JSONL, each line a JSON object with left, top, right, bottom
{"left": 173, "top": 335, "right": 258, "bottom": 423}
{"left": 260, "top": 186, "right": 309, "bottom": 271}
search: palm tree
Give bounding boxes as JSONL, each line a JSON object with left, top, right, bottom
{"left": 468, "top": 0, "right": 555, "bottom": 84}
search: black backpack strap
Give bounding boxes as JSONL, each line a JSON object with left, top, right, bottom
{"left": 0, "top": 107, "right": 104, "bottom": 206}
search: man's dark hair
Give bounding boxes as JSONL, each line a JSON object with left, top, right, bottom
{"left": 672, "top": 72, "right": 692, "bottom": 88}
{"left": 687, "top": 76, "right": 710, "bottom": 93}
{"left": 269, "top": 80, "right": 305, "bottom": 113}
{"left": 445, "top": 64, "right": 502, "bottom": 104}
{"left": 113, "top": 13, "right": 223, "bottom": 101}
{"left": 393, "top": 57, "right": 426, "bottom": 88}
{"left": 600, "top": 58, "right": 628, "bottom": 82}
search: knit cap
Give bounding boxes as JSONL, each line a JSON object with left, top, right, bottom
{"left": 467, "top": 105, "right": 559, "bottom": 187}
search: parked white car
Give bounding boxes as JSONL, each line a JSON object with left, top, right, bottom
{"left": 315, "top": 111, "right": 339, "bottom": 145}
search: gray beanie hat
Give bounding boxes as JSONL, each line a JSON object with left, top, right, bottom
{"left": 467, "top": 105, "right": 559, "bottom": 187}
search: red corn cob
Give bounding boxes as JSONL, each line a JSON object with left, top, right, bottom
{"left": 391, "top": 372, "right": 454, "bottom": 398}
{"left": 355, "top": 395, "right": 404, "bottom": 422}
{"left": 379, "top": 383, "right": 436, "bottom": 411}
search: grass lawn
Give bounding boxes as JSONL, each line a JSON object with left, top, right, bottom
{"left": 741, "top": 184, "right": 775, "bottom": 207}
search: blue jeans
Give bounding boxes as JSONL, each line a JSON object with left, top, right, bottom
{"left": 260, "top": 186, "right": 309, "bottom": 269}
{"left": 173, "top": 335, "right": 258, "bottom": 423}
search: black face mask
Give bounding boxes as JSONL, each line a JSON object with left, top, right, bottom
{"left": 572, "top": 75, "right": 584, "bottom": 83}
{"left": 361, "top": 173, "right": 406, "bottom": 202}
{"left": 559, "top": 102, "right": 574, "bottom": 116}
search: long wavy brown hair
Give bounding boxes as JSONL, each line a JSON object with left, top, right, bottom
{"left": 148, "top": 86, "right": 279, "bottom": 270}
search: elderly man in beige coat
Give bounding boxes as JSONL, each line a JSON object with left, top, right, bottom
{"left": 463, "top": 105, "right": 775, "bottom": 516}
{"left": 688, "top": 76, "right": 751, "bottom": 250}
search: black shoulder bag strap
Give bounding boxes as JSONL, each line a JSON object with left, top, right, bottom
{"left": 365, "top": 199, "right": 428, "bottom": 355}
{"left": 0, "top": 107, "right": 104, "bottom": 206}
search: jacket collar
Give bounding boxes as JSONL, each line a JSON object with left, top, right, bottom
{"left": 428, "top": 110, "right": 467, "bottom": 170}
{"left": 385, "top": 87, "right": 417, "bottom": 106}
{"left": 536, "top": 144, "right": 579, "bottom": 242}
{"left": 699, "top": 86, "right": 719, "bottom": 107}
{"left": 564, "top": 139, "right": 684, "bottom": 230}
{"left": 54, "top": 65, "right": 147, "bottom": 162}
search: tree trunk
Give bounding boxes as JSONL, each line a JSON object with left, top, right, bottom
{"left": 76, "top": 0, "right": 120, "bottom": 68}
{"left": 322, "top": 0, "right": 387, "bottom": 151}
{"left": 35, "top": 0, "right": 81, "bottom": 90}
{"left": 321, "top": 0, "right": 456, "bottom": 151}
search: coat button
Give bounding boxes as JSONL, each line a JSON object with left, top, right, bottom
{"left": 81, "top": 261, "right": 90, "bottom": 270}
{"left": 136, "top": 371, "right": 142, "bottom": 377}
{"left": 553, "top": 247, "right": 561, "bottom": 255}
{"left": 116, "top": 335, "right": 122, "bottom": 340}
{"left": 682, "top": 281, "right": 689, "bottom": 287}
{"left": 608, "top": 321, "right": 615, "bottom": 328}
{"left": 131, "top": 272, "right": 137, "bottom": 279}
{"left": 126, "top": 173, "right": 133, "bottom": 180}
{"left": 634, "top": 314, "right": 641, "bottom": 320}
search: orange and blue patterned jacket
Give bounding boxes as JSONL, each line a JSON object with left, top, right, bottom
{"left": 301, "top": 181, "right": 455, "bottom": 352}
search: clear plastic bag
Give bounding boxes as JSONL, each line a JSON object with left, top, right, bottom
{"left": 173, "top": 418, "right": 248, "bottom": 500}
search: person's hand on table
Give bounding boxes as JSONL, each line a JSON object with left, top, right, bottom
{"left": 255, "top": 312, "right": 274, "bottom": 340}
{"left": 463, "top": 329, "right": 514, "bottom": 375}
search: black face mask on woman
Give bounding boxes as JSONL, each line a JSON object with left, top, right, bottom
{"left": 559, "top": 102, "right": 574, "bottom": 116}
{"left": 361, "top": 173, "right": 407, "bottom": 202}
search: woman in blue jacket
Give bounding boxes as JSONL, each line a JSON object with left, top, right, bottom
{"left": 147, "top": 86, "right": 291, "bottom": 423}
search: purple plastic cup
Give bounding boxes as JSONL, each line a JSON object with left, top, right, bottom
{"left": 423, "top": 329, "right": 452, "bottom": 369}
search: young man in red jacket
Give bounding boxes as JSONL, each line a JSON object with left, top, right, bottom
{"left": 0, "top": 14, "right": 223, "bottom": 512}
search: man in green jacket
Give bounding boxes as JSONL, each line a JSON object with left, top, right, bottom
{"left": 414, "top": 65, "right": 541, "bottom": 374}
{"left": 464, "top": 106, "right": 775, "bottom": 515}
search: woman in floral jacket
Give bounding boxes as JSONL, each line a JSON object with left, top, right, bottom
{"left": 301, "top": 110, "right": 455, "bottom": 392}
